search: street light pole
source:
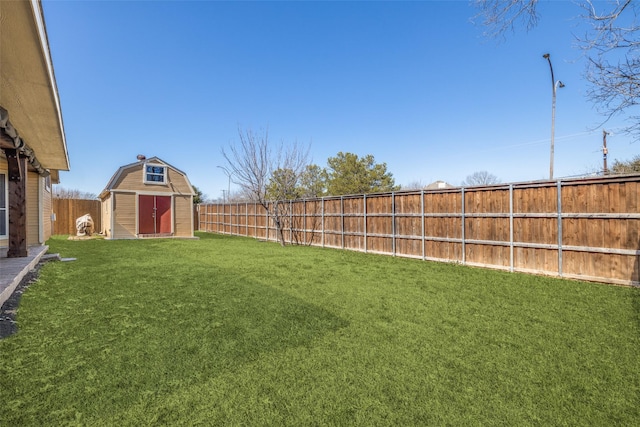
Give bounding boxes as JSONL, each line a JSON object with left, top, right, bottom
{"left": 543, "top": 53, "right": 564, "bottom": 180}
{"left": 217, "top": 166, "right": 232, "bottom": 203}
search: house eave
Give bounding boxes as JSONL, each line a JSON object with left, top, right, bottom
{"left": 0, "top": 0, "right": 70, "bottom": 172}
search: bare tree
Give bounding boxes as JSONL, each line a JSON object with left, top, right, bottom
{"left": 401, "top": 180, "right": 426, "bottom": 190}
{"left": 461, "top": 171, "right": 501, "bottom": 186}
{"left": 581, "top": 1, "right": 640, "bottom": 137}
{"left": 227, "top": 188, "right": 254, "bottom": 202}
{"left": 474, "top": 0, "right": 640, "bottom": 137}
{"left": 474, "top": 0, "right": 539, "bottom": 39}
{"left": 222, "top": 126, "right": 310, "bottom": 246}
{"left": 53, "top": 186, "right": 97, "bottom": 200}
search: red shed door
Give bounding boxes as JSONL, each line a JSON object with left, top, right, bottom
{"left": 139, "top": 195, "right": 172, "bottom": 234}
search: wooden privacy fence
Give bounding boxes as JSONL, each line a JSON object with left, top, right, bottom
{"left": 52, "top": 198, "right": 101, "bottom": 235}
{"left": 197, "top": 174, "right": 640, "bottom": 287}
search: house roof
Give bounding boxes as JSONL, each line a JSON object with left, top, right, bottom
{"left": 425, "top": 180, "right": 456, "bottom": 190}
{"left": 99, "top": 156, "right": 195, "bottom": 199}
{"left": 0, "top": 0, "right": 69, "bottom": 172}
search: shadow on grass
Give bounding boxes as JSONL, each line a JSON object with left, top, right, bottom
{"left": 0, "top": 265, "right": 349, "bottom": 425}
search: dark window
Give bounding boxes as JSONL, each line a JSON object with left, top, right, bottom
{"left": 145, "top": 165, "right": 166, "bottom": 184}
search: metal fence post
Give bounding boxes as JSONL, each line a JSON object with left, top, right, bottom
{"left": 461, "top": 188, "right": 466, "bottom": 264}
{"left": 557, "top": 180, "right": 563, "bottom": 277}
{"left": 392, "top": 192, "right": 396, "bottom": 256}
{"left": 341, "top": 196, "right": 345, "bottom": 249}
{"left": 322, "top": 198, "right": 325, "bottom": 248}
{"left": 509, "top": 184, "right": 514, "bottom": 272}
{"left": 421, "top": 190, "right": 425, "bottom": 261}
{"left": 265, "top": 204, "right": 269, "bottom": 241}
{"left": 364, "top": 194, "right": 368, "bottom": 253}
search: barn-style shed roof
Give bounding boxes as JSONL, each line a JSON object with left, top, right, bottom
{"left": 99, "top": 156, "right": 195, "bottom": 199}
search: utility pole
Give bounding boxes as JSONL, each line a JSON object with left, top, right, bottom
{"left": 602, "top": 130, "right": 610, "bottom": 175}
{"left": 217, "top": 165, "right": 232, "bottom": 203}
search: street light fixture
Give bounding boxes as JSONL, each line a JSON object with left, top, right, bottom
{"left": 543, "top": 53, "right": 564, "bottom": 180}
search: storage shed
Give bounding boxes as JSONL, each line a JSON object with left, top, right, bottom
{"left": 98, "top": 156, "right": 195, "bottom": 239}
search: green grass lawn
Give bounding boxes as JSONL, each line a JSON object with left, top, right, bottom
{"left": 1, "top": 232, "right": 639, "bottom": 425}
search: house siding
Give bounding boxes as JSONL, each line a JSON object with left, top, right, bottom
{"left": 112, "top": 192, "right": 137, "bottom": 239}
{"left": 0, "top": 163, "right": 50, "bottom": 251}
{"left": 166, "top": 168, "right": 193, "bottom": 196}
{"left": 174, "top": 195, "right": 193, "bottom": 237}
{"left": 26, "top": 170, "right": 39, "bottom": 246}
{"left": 42, "top": 177, "right": 53, "bottom": 242}
{"left": 111, "top": 163, "right": 193, "bottom": 196}
{"left": 101, "top": 193, "right": 112, "bottom": 237}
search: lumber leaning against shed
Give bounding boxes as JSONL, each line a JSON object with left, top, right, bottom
{"left": 197, "top": 174, "right": 640, "bottom": 287}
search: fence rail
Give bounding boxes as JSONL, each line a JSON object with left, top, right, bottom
{"left": 198, "top": 174, "right": 640, "bottom": 287}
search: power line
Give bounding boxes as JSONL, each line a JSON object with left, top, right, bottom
{"left": 459, "top": 129, "right": 600, "bottom": 156}
{"left": 479, "top": 127, "right": 627, "bottom": 153}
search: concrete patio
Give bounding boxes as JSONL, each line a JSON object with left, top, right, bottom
{"left": 0, "top": 246, "right": 49, "bottom": 309}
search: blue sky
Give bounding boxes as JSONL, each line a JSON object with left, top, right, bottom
{"left": 42, "top": 0, "right": 639, "bottom": 200}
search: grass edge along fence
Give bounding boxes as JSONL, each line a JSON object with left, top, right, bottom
{"left": 198, "top": 174, "right": 640, "bottom": 287}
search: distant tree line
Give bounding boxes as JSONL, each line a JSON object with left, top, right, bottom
{"left": 53, "top": 187, "right": 97, "bottom": 200}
